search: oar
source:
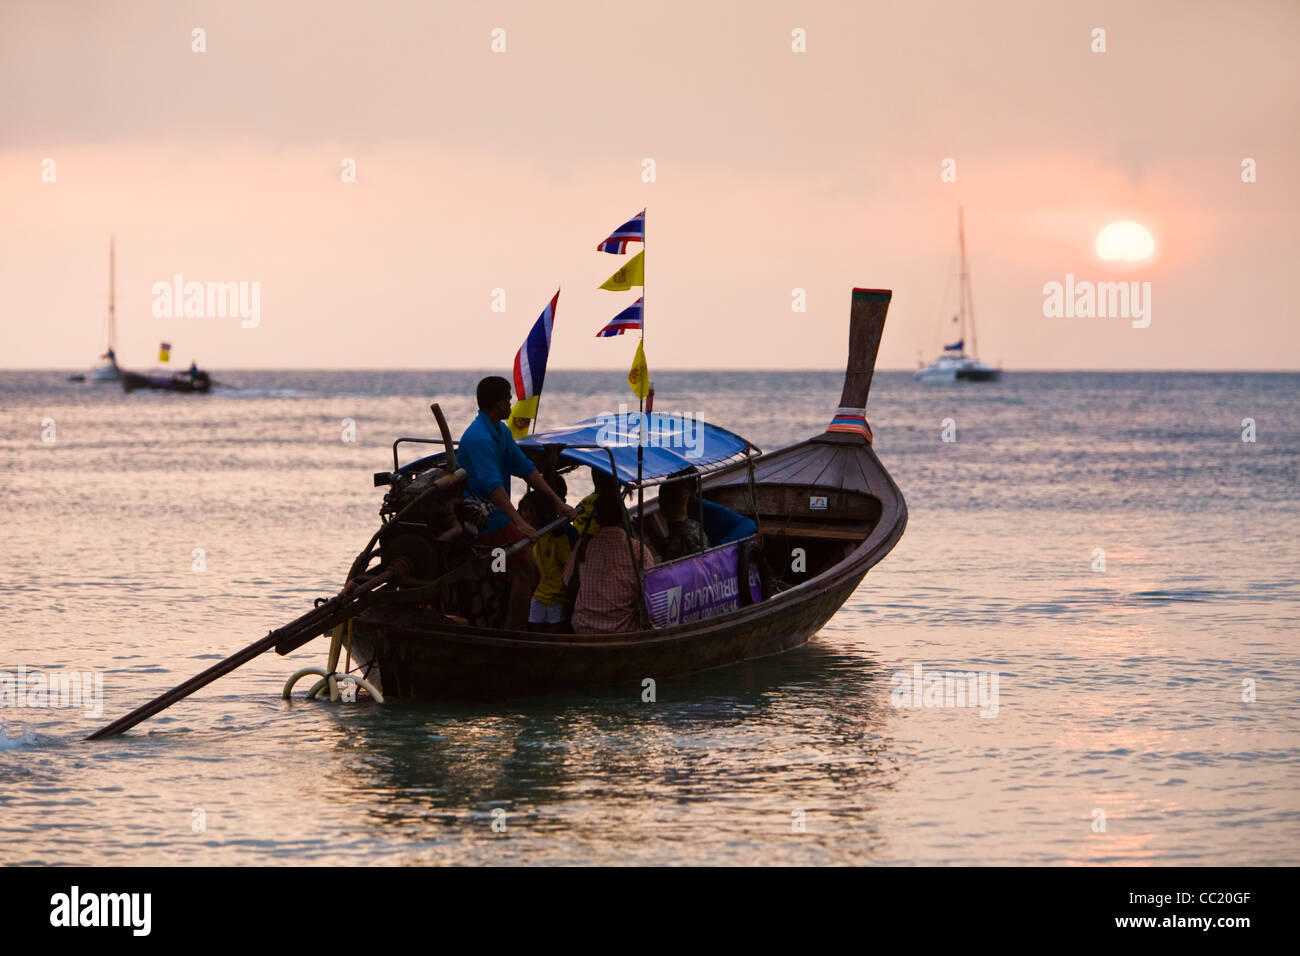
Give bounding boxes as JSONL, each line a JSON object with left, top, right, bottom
{"left": 88, "top": 509, "right": 581, "bottom": 740}
{"left": 86, "top": 566, "right": 402, "bottom": 740}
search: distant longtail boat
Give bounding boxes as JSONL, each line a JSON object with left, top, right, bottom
{"left": 118, "top": 363, "right": 211, "bottom": 394}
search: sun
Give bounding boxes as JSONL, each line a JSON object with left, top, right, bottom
{"left": 1096, "top": 221, "right": 1156, "bottom": 262}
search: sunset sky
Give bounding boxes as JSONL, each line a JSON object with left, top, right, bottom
{"left": 2, "top": 0, "right": 1297, "bottom": 370}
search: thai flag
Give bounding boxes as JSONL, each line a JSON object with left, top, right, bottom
{"left": 596, "top": 209, "right": 645, "bottom": 254}
{"left": 513, "top": 291, "right": 559, "bottom": 401}
{"left": 595, "top": 297, "right": 643, "bottom": 338}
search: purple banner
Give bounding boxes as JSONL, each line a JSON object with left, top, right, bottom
{"left": 644, "top": 536, "right": 762, "bottom": 628}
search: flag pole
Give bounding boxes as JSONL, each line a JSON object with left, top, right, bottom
{"left": 531, "top": 285, "right": 559, "bottom": 435}
{"left": 636, "top": 209, "right": 645, "bottom": 548}
{"left": 641, "top": 210, "right": 645, "bottom": 350}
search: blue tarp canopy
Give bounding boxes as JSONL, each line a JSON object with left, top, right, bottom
{"left": 519, "top": 414, "right": 752, "bottom": 484}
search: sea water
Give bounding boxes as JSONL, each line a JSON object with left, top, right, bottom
{"left": 0, "top": 370, "right": 1296, "bottom": 865}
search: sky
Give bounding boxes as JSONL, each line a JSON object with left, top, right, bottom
{"left": 1, "top": 0, "right": 1297, "bottom": 370}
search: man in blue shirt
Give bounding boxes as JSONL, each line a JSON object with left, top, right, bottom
{"left": 460, "top": 376, "right": 576, "bottom": 629}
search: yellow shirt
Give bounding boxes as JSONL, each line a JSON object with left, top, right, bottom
{"left": 532, "top": 531, "right": 574, "bottom": 607}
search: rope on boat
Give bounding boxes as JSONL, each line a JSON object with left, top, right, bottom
{"left": 281, "top": 619, "right": 384, "bottom": 704}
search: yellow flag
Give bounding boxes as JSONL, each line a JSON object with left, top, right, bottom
{"left": 158, "top": 341, "right": 171, "bottom": 363}
{"left": 628, "top": 340, "right": 649, "bottom": 399}
{"left": 599, "top": 250, "right": 644, "bottom": 291}
{"left": 507, "top": 394, "right": 539, "bottom": 440}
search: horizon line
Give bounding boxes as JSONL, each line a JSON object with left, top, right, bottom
{"left": 5, "top": 366, "right": 1300, "bottom": 374}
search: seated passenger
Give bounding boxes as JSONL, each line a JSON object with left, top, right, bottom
{"left": 700, "top": 498, "right": 758, "bottom": 545}
{"left": 563, "top": 492, "right": 657, "bottom": 634}
{"left": 520, "top": 479, "right": 579, "bottom": 633}
{"left": 651, "top": 479, "right": 709, "bottom": 561}
{"left": 572, "top": 466, "right": 621, "bottom": 537}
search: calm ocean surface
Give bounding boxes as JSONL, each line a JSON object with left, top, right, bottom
{"left": 0, "top": 369, "right": 1297, "bottom": 866}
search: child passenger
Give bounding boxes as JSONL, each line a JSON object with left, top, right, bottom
{"left": 519, "top": 477, "right": 579, "bottom": 633}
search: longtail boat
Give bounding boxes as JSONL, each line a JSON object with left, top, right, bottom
{"left": 117, "top": 367, "right": 212, "bottom": 394}
{"left": 319, "top": 287, "right": 906, "bottom": 699}
{"left": 87, "top": 287, "right": 906, "bottom": 739}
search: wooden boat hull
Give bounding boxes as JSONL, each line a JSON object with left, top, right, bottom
{"left": 343, "top": 287, "right": 907, "bottom": 701}
{"left": 348, "top": 580, "right": 857, "bottom": 698}
{"left": 119, "top": 369, "right": 211, "bottom": 393}
{"left": 347, "top": 505, "right": 900, "bottom": 699}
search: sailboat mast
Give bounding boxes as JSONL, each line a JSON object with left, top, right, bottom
{"left": 108, "top": 235, "right": 116, "bottom": 353}
{"left": 958, "top": 208, "right": 978, "bottom": 360}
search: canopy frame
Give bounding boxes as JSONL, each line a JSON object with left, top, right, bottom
{"left": 520, "top": 415, "right": 761, "bottom": 487}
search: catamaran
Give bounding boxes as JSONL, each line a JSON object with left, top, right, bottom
{"left": 916, "top": 208, "right": 1000, "bottom": 383}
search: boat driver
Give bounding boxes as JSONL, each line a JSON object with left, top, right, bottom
{"left": 459, "top": 376, "right": 577, "bottom": 629}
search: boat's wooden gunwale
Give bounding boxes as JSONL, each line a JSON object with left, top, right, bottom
{"left": 365, "top": 521, "right": 902, "bottom": 654}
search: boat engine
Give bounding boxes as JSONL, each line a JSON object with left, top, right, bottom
{"left": 358, "top": 462, "right": 474, "bottom": 582}
{"left": 344, "top": 404, "right": 519, "bottom": 626}
{"left": 358, "top": 461, "right": 513, "bottom": 626}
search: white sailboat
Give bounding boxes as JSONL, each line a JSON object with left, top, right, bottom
{"left": 87, "top": 236, "right": 119, "bottom": 382}
{"left": 916, "top": 208, "right": 1000, "bottom": 383}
